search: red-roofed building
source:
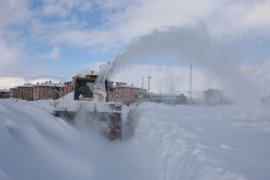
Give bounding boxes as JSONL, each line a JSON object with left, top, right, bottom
{"left": 107, "top": 82, "right": 146, "bottom": 105}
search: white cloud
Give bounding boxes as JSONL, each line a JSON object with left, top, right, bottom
{"left": 0, "top": 76, "right": 63, "bottom": 89}
{"left": 37, "top": 0, "right": 217, "bottom": 51}
{"left": 0, "top": 77, "right": 25, "bottom": 89}
{"left": 42, "top": 4, "right": 68, "bottom": 17}
{"left": 84, "top": 61, "right": 106, "bottom": 72}
{"left": 0, "top": 39, "right": 24, "bottom": 71}
{"left": 39, "top": 46, "right": 61, "bottom": 60}
{"left": 45, "top": 0, "right": 220, "bottom": 48}
{"left": 36, "top": 0, "right": 270, "bottom": 51}
{"left": 108, "top": 0, "right": 218, "bottom": 39}
{"left": 51, "top": 30, "right": 109, "bottom": 47}
{"left": 2, "top": 0, "right": 270, "bottom": 52}
{"left": 40, "top": 0, "right": 94, "bottom": 17}
{"left": 205, "top": 1, "right": 270, "bottom": 36}
{"left": 0, "top": 0, "right": 30, "bottom": 26}
{"left": 243, "top": 1, "right": 270, "bottom": 28}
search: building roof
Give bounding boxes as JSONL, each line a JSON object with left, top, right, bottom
{"left": 64, "top": 81, "right": 72, "bottom": 84}
{"left": 114, "top": 84, "right": 141, "bottom": 89}
{"left": 0, "top": 89, "right": 10, "bottom": 93}
{"left": 35, "top": 82, "right": 64, "bottom": 88}
{"left": 10, "top": 87, "right": 18, "bottom": 90}
{"left": 18, "top": 83, "right": 35, "bottom": 88}
{"left": 16, "top": 82, "right": 64, "bottom": 88}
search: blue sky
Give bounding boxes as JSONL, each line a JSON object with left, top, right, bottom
{"left": 0, "top": 0, "right": 270, "bottom": 89}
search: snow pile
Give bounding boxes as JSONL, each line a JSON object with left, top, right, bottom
{"left": 0, "top": 99, "right": 92, "bottom": 180}
{"left": 62, "top": 91, "right": 74, "bottom": 100}
{"left": 0, "top": 99, "right": 156, "bottom": 180}
{"left": 30, "top": 92, "right": 74, "bottom": 113}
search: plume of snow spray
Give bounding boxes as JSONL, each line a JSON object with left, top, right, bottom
{"left": 108, "top": 23, "right": 262, "bottom": 106}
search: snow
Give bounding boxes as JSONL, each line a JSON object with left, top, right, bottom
{"left": 1, "top": 99, "right": 270, "bottom": 180}
{"left": 38, "top": 82, "right": 64, "bottom": 88}
{"left": 130, "top": 103, "right": 270, "bottom": 180}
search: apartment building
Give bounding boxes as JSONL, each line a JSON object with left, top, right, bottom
{"left": 17, "top": 84, "right": 34, "bottom": 101}
{"left": 0, "top": 89, "right": 10, "bottom": 98}
{"left": 108, "top": 82, "right": 146, "bottom": 105}
{"left": 33, "top": 81, "right": 64, "bottom": 100}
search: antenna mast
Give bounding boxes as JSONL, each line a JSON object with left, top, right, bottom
{"left": 188, "top": 64, "right": 193, "bottom": 103}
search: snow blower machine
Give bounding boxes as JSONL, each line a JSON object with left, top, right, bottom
{"left": 53, "top": 61, "right": 122, "bottom": 140}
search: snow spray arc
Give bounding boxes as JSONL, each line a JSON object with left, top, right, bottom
{"left": 108, "top": 23, "right": 262, "bottom": 105}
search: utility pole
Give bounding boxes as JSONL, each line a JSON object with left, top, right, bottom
{"left": 142, "top": 77, "right": 144, "bottom": 89}
{"left": 148, "top": 76, "right": 151, "bottom": 93}
{"left": 188, "top": 64, "right": 193, "bottom": 103}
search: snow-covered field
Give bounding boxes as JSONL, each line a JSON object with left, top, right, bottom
{"left": 1, "top": 99, "right": 270, "bottom": 180}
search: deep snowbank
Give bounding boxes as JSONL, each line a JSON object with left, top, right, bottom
{"left": 0, "top": 99, "right": 91, "bottom": 180}
{"left": 0, "top": 99, "right": 156, "bottom": 180}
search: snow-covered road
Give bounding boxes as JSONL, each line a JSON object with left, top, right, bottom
{"left": 1, "top": 99, "right": 270, "bottom": 180}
